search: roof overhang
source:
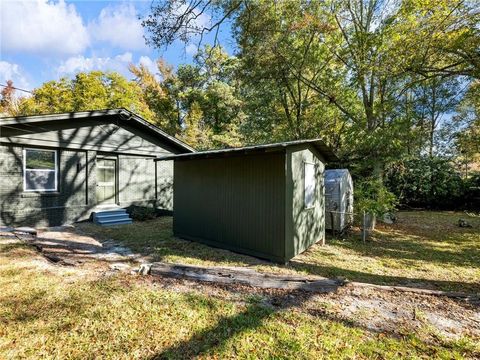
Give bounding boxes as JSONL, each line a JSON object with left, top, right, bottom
{"left": 0, "top": 108, "right": 195, "bottom": 153}
{"left": 155, "top": 138, "right": 338, "bottom": 162}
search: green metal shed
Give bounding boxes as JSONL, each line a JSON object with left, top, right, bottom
{"left": 156, "top": 139, "right": 337, "bottom": 263}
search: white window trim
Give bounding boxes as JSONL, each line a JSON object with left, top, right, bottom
{"left": 23, "top": 148, "right": 58, "bottom": 192}
{"left": 304, "top": 161, "right": 316, "bottom": 210}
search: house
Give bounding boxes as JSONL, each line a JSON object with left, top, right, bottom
{"left": 325, "top": 169, "right": 354, "bottom": 232}
{"left": 156, "top": 139, "right": 337, "bottom": 263}
{"left": 0, "top": 109, "right": 193, "bottom": 227}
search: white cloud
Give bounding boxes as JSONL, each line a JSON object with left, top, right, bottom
{"left": 138, "top": 56, "right": 157, "bottom": 74}
{"left": 175, "top": 3, "right": 210, "bottom": 30}
{"left": 1, "top": 0, "right": 89, "bottom": 56}
{"left": 0, "top": 61, "right": 30, "bottom": 90}
{"left": 88, "top": 3, "right": 146, "bottom": 50}
{"left": 56, "top": 52, "right": 135, "bottom": 76}
{"left": 186, "top": 43, "right": 198, "bottom": 56}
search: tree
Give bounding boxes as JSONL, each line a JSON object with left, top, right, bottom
{"left": 391, "top": 0, "right": 480, "bottom": 80}
{"left": 411, "top": 77, "right": 464, "bottom": 157}
{"left": 141, "top": 0, "right": 477, "bottom": 209}
{"left": 0, "top": 80, "right": 21, "bottom": 116}
{"left": 19, "top": 71, "right": 154, "bottom": 121}
{"left": 130, "top": 59, "right": 181, "bottom": 135}
{"left": 130, "top": 46, "right": 244, "bottom": 149}
{"left": 453, "top": 81, "right": 480, "bottom": 176}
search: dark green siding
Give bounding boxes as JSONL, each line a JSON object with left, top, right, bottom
{"left": 173, "top": 152, "right": 286, "bottom": 262}
{"left": 285, "top": 145, "right": 325, "bottom": 260}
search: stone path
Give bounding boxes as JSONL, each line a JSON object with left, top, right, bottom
{"left": 5, "top": 225, "right": 148, "bottom": 269}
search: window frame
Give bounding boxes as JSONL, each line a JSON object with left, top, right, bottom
{"left": 23, "top": 147, "right": 58, "bottom": 192}
{"left": 304, "top": 161, "right": 316, "bottom": 210}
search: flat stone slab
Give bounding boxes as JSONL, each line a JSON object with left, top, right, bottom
{"left": 14, "top": 227, "right": 37, "bottom": 235}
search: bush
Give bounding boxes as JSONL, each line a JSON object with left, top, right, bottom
{"left": 355, "top": 177, "right": 397, "bottom": 217}
{"left": 463, "top": 172, "right": 480, "bottom": 209}
{"left": 127, "top": 206, "right": 157, "bottom": 221}
{"left": 385, "top": 157, "right": 465, "bottom": 209}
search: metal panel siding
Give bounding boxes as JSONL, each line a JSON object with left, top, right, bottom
{"left": 287, "top": 145, "right": 325, "bottom": 260}
{"left": 173, "top": 152, "right": 286, "bottom": 261}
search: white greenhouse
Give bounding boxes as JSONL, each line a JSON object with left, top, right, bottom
{"left": 325, "top": 169, "right": 354, "bottom": 232}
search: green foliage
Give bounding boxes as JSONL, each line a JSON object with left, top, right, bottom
{"left": 386, "top": 157, "right": 465, "bottom": 209}
{"left": 18, "top": 71, "right": 154, "bottom": 121}
{"left": 4, "top": 0, "right": 477, "bottom": 210}
{"left": 139, "top": 0, "right": 480, "bottom": 209}
{"left": 355, "top": 178, "right": 397, "bottom": 216}
{"left": 127, "top": 206, "right": 157, "bottom": 221}
{"left": 130, "top": 46, "right": 244, "bottom": 149}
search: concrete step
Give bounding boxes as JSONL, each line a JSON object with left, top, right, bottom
{"left": 94, "top": 213, "right": 129, "bottom": 222}
{"left": 93, "top": 209, "right": 132, "bottom": 226}
{"left": 93, "top": 209, "right": 127, "bottom": 217}
{"left": 96, "top": 218, "right": 133, "bottom": 226}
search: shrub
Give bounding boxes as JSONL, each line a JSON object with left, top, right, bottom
{"left": 355, "top": 177, "right": 397, "bottom": 217}
{"left": 127, "top": 206, "right": 157, "bottom": 221}
{"left": 385, "top": 157, "right": 464, "bottom": 209}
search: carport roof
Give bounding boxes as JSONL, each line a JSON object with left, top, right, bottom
{"left": 155, "top": 138, "right": 338, "bottom": 162}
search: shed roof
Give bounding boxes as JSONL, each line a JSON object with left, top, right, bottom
{"left": 155, "top": 138, "right": 338, "bottom": 162}
{"left": 0, "top": 108, "right": 195, "bottom": 153}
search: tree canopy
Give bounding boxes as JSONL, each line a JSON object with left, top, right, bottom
{"left": 2, "top": 0, "right": 479, "bottom": 210}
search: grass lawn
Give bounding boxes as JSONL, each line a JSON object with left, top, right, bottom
{"left": 1, "top": 236, "right": 479, "bottom": 359}
{"left": 79, "top": 211, "right": 480, "bottom": 293}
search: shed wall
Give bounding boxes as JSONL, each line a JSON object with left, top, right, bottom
{"left": 286, "top": 145, "right": 325, "bottom": 260}
{"left": 173, "top": 152, "right": 286, "bottom": 262}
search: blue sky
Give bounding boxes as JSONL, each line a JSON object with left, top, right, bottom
{"left": 0, "top": 0, "right": 235, "bottom": 94}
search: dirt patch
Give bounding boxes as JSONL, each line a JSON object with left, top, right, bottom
{"left": 140, "top": 274, "right": 480, "bottom": 341}
{"left": 25, "top": 226, "right": 150, "bottom": 267}
{"left": 315, "top": 285, "right": 480, "bottom": 340}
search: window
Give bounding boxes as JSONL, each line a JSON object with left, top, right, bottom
{"left": 304, "top": 162, "right": 316, "bottom": 208}
{"left": 24, "top": 148, "right": 57, "bottom": 192}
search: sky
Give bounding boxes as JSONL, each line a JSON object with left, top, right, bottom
{"left": 0, "top": 0, "right": 235, "bottom": 94}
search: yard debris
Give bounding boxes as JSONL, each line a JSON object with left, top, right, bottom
{"left": 147, "top": 262, "right": 344, "bottom": 292}
{"left": 347, "top": 281, "right": 480, "bottom": 303}
{"left": 138, "top": 263, "right": 152, "bottom": 275}
{"left": 458, "top": 218, "right": 473, "bottom": 228}
{"left": 6, "top": 226, "right": 149, "bottom": 271}
{"left": 381, "top": 212, "right": 397, "bottom": 224}
{"left": 109, "top": 263, "right": 132, "bottom": 272}
{"left": 13, "top": 227, "right": 37, "bottom": 235}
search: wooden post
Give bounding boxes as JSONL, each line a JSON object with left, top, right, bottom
{"left": 362, "top": 210, "right": 366, "bottom": 243}
{"left": 330, "top": 211, "right": 335, "bottom": 237}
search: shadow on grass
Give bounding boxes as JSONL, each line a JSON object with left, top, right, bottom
{"left": 150, "top": 283, "right": 476, "bottom": 360}
{"left": 1, "top": 239, "right": 478, "bottom": 359}
{"left": 152, "top": 283, "right": 384, "bottom": 360}
{"left": 288, "top": 261, "right": 480, "bottom": 293}
{"left": 78, "top": 213, "right": 480, "bottom": 293}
